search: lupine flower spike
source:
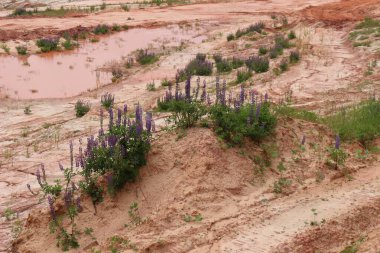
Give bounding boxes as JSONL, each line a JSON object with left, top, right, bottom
{"left": 335, "top": 135, "right": 340, "bottom": 149}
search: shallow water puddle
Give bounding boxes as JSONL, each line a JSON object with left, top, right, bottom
{"left": 0, "top": 26, "right": 202, "bottom": 99}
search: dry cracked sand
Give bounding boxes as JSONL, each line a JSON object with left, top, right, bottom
{"left": 1, "top": 0, "right": 380, "bottom": 252}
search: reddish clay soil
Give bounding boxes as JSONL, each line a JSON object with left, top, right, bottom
{"left": 1, "top": 0, "right": 380, "bottom": 252}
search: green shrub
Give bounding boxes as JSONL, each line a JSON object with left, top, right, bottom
{"left": 16, "top": 45, "right": 28, "bottom": 55}
{"left": 216, "top": 59, "right": 232, "bottom": 73}
{"left": 259, "top": 47, "right": 268, "bottom": 55}
{"left": 324, "top": 100, "right": 380, "bottom": 147}
{"left": 213, "top": 54, "right": 223, "bottom": 63}
{"left": 101, "top": 92, "right": 114, "bottom": 109}
{"left": 112, "top": 24, "right": 121, "bottom": 32}
{"left": 245, "top": 56, "right": 269, "bottom": 73}
{"left": 227, "top": 33, "right": 235, "bottom": 41}
{"left": 121, "top": 4, "right": 130, "bottom": 11}
{"left": 210, "top": 102, "right": 276, "bottom": 145}
{"left": 158, "top": 100, "right": 206, "bottom": 128}
{"left": 274, "top": 105, "right": 319, "bottom": 122}
{"left": 75, "top": 100, "right": 90, "bottom": 117}
{"left": 184, "top": 55, "right": 213, "bottom": 76}
{"left": 136, "top": 49, "right": 159, "bottom": 65}
{"left": 80, "top": 105, "right": 151, "bottom": 198}
{"left": 146, "top": 82, "right": 156, "bottom": 91}
{"left": 36, "top": 38, "right": 59, "bottom": 52}
{"left": 355, "top": 17, "right": 380, "bottom": 29}
{"left": 275, "top": 36, "right": 291, "bottom": 49}
{"left": 231, "top": 57, "right": 244, "bottom": 69}
{"left": 161, "top": 78, "right": 173, "bottom": 87}
{"left": 62, "top": 39, "right": 76, "bottom": 50}
{"left": 93, "top": 24, "right": 109, "bottom": 35}
{"left": 236, "top": 70, "right": 252, "bottom": 83}
{"left": 288, "top": 30, "right": 296, "bottom": 39}
{"left": 289, "top": 51, "right": 300, "bottom": 64}
{"left": 279, "top": 59, "right": 288, "bottom": 72}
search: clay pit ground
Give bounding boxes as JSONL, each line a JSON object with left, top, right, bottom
{"left": 1, "top": 0, "right": 380, "bottom": 252}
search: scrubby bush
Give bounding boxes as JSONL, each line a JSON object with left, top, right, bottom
{"left": 36, "top": 38, "right": 59, "bottom": 52}
{"left": 62, "top": 39, "right": 76, "bottom": 50}
{"left": 136, "top": 49, "right": 159, "bottom": 65}
{"left": 210, "top": 101, "right": 276, "bottom": 145}
{"left": 259, "top": 47, "right": 267, "bottom": 55}
{"left": 16, "top": 45, "right": 28, "bottom": 55}
{"left": 235, "top": 22, "right": 265, "bottom": 39}
{"left": 325, "top": 100, "right": 380, "bottom": 148}
{"left": 288, "top": 30, "right": 296, "bottom": 40}
{"left": 184, "top": 54, "right": 213, "bottom": 76}
{"left": 75, "top": 100, "right": 90, "bottom": 117}
{"left": 275, "top": 36, "right": 291, "bottom": 49}
{"left": 111, "top": 24, "right": 121, "bottom": 32}
{"left": 355, "top": 17, "right": 380, "bottom": 29}
{"left": 236, "top": 69, "right": 252, "bottom": 83}
{"left": 213, "top": 54, "right": 223, "bottom": 63}
{"left": 81, "top": 105, "right": 151, "bottom": 196}
{"left": 289, "top": 50, "right": 300, "bottom": 64}
{"left": 245, "top": 56, "right": 269, "bottom": 73}
{"left": 101, "top": 92, "right": 115, "bottom": 109}
{"left": 269, "top": 44, "right": 283, "bottom": 59}
{"left": 279, "top": 59, "right": 289, "bottom": 72}
{"left": 161, "top": 78, "right": 173, "bottom": 87}
{"left": 227, "top": 33, "right": 235, "bottom": 41}
{"left": 111, "top": 68, "right": 123, "bottom": 82}
{"left": 13, "top": 8, "right": 29, "bottom": 16}
{"left": 163, "top": 100, "right": 206, "bottom": 128}
{"left": 216, "top": 59, "right": 232, "bottom": 73}
{"left": 231, "top": 57, "right": 245, "bottom": 69}
{"left": 93, "top": 24, "right": 109, "bottom": 35}
{"left": 146, "top": 82, "right": 156, "bottom": 91}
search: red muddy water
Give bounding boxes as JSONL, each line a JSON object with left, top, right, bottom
{"left": 0, "top": 26, "right": 202, "bottom": 99}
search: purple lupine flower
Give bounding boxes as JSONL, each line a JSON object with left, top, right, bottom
{"left": 75, "top": 157, "right": 79, "bottom": 167}
{"left": 175, "top": 79, "right": 179, "bottom": 100}
{"left": 117, "top": 108, "right": 122, "bottom": 126}
{"left": 98, "top": 128, "right": 104, "bottom": 137}
{"left": 59, "top": 162, "right": 64, "bottom": 171}
{"left": 215, "top": 76, "right": 220, "bottom": 104}
{"left": 27, "top": 184, "right": 37, "bottom": 195}
{"left": 221, "top": 80, "right": 226, "bottom": 106}
{"left": 264, "top": 92, "right": 268, "bottom": 103}
{"left": 36, "top": 169, "right": 42, "bottom": 187}
{"left": 335, "top": 135, "right": 340, "bottom": 149}
{"left": 101, "top": 139, "right": 107, "bottom": 149}
{"left": 41, "top": 163, "right": 46, "bottom": 183}
{"left": 251, "top": 91, "right": 255, "bottom": 105}
{"left": 108, "top": 135, "right": 118, "bottom": 148}
{"left": 76, "top": 197, "right": 82, "bottom": 212}
{"left": 123, "top": 104, "right": 128, "bottom": 116}
{"left": 256, "top": 103, "right": 261, "bottom": 119}
{"left": 108, "top": 108, "right": 114, "bottom": 131}
{"left": 71, "top": 182, "right": 77, "bottom": 191}
{"left": 135, "top": 104, "right": 143, "bottom": 135}
{"left": 228, "top": 90, "right": 232, "bottom": 107}
{"left": 195, "top": 77, "right": 200, "bottom": 100}
{"left": 234, "top": 99, "right": 241, "bottom": 112}
{"left": 79, "top": 155, "right": 85, "bottom": 168}
{"left": 301, "top": 136, "right": 306, "bottom": 145}
{"left": 240, "top": 85, "right": 245, "bottom": 104}
{"left": 185, "top": 76, "right": 191, "bottom": 101}
{"left": 248, "top": 104, "right": 254, "bottom": 125}
{"left": 100, "top": 108, "right": 104, "bottom": 129}
{"left": 201, "top": 80, "right": 207, "bottom": 102}
{"left": 121, "top": 144, "right": 127, "bottom": 157}
{"left": 70, "top": 140, "right": 74, "bottom": 169}
{"left": 48, "top": 196, "right": 56, "bottom": 221}
{"left": 145, "top": 112, "right": 152, "bottom": 133}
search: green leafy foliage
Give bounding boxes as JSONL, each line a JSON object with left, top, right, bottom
{"left": 210, "top": 102, "right": 276, "bottom": 145}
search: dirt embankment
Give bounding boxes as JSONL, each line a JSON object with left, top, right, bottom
{"left": 301, "top": 0, "right": 380, "bottom": 25}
